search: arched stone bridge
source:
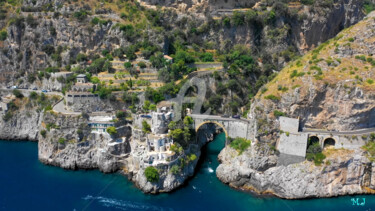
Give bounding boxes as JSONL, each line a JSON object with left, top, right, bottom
{"left": 277, "top": 117, "right": 375, "bottom": 166}
{"left": 188, "top": 114, "right": 251, "bottom": 141}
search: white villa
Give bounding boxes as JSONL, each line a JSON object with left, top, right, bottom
{"left": 88, "top": 115, "right": 115, "bottom": 133}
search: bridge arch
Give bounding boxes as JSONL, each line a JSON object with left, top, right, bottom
{"left": 323, "top": 137, "right": 336, "bottom": 148}
{"left": 307, "top": 135, "right": 320, "bottom": 149}
{"left": 195, "top": 121, "right": 228, "bottom": 138}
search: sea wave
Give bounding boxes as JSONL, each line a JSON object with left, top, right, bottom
{"left": 82, "top": 195, "right": 173, "bottom": 211}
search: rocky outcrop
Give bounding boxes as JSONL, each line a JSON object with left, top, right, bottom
{"left": 38, "top": 112, "right": 132, "bottom": 172}
{"left": 126, "top": 122, "right": 219, "bottom": 193}
{"left": 217, "top": 147, "right": 375, "bottom": 199}
{"left": 0, "top": 108, "right": 42, "bottom": 141}
{"left": 216, "top": 11, "right": 375, "bottom": 199}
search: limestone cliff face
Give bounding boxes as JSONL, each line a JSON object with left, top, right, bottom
{"left": 0, "top": 0, "right": 366, "bottom": 85}
{"left": 216, "top": 11, "right": 375, "bottom": 199}
{"left": 0, "top": 108, "right": 42, "bottom": 141}
{"left": 38, "top": 112, "right": 132, "bottom": 172}
{"left": 217, "top": 147, "right": 375, "bottom": 199}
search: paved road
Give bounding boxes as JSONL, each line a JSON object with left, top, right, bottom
{"left": 53, "top": 100, "right": 81, "bottom": 115}
{"left": 188, "top": 114, "right": 250, "bottom": 123}
{"left": 0, "top": 88, "right": 63, "bottom": 97}
{"left": 302, "top": 128, "right": 375, "bottom": 135}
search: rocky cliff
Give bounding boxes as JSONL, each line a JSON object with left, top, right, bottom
{"left": 216, "top": 11, "right": 375, "bottom": 199}
{"left": 38, "top": 112, "right": 132, "bottom": 172}
{"left": 0, "top": 0, "right": 367, "bottom": 86}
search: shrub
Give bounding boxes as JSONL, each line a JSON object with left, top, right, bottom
{"left": 40, "top": 130, "right": 46, "bottom": 138}
{"left": 0, "top": 30, "right": 7, "bottom": 41}
{"left": 273, "top": 110, "right": 286, "bottom": 118}
{"left": 188, "top": 153, "right": 197, "bottom": 161}
{"left": 144, "top": 166, "right": 159, "bottom": 182}
{"left": 106, "top": 126, "right": 117, "bottom": 135}
{"left": 142, "top": 120, "right": 151, "bottom": 133}
{"left": 229, "top": 137, "right": 251, "bottom": 154}
{"left": 367, "top": 79, "right": 374, "bottom": 85}
{"left": 116, "top": 111, "right": 126, "bottom": 119}
{"left": 170, "top": 165, "right": 180, "bottom": 175}
{"left": 264, "top": 95, "right": 280, "bottom": 101}
{"left": 12, "top": 89, "right": 23, "bottom": 98}
{"left": 314, "top": 152, "right": 326, "bottom": 166}
{"left": 138, "top": 61, "right": 146, "bottom": 68}
{"left": 58, "top": 137, "right": 66, "bottom": 144}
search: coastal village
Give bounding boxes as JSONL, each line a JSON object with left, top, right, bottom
{"left": 1, "top": 0, "right": 375, "bottom": 205}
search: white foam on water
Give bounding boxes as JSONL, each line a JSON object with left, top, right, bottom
{"left": 83, "top": 195, "right": 173, "bottom": 211}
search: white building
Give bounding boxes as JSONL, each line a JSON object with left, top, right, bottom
{"left": 88, "top": 115, "right": 115, "bottom": 133}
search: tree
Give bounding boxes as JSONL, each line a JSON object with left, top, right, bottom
{"left": 116, "top": 111, "right": 126, "bottom": 119}
{"left": 144, "top": 166, "right": 159, "bottom": 182}
{"left": 183, "top": 116, "right": 193, "bottom": 127}
{"left": 149, "top": 104, "right": 156, "bottom": 111}
{"left": 143, "top": 100, "right": 151, "bottom": 112}
{"left": 106, "top": 126, "right": 117, "bottom": 135}
{"left": 150, "top": 52, "right": 166, "bottom": 68}
{"left": 142, "top": 120, "right": 151, "bottom": 133}
{"left": 170, "top": 165, "right": 180, "bottom": 175}
{"left": 168, "top": 121, "right": 177, "bottom": 130}
{"left": 0, "top": 30, "right": 7, "bottom": 41}
{"left": 138, "top": 61, "right": 146, "bottom": 68}
{"left": 12, "top": 89, "right": 23, "bottom": 98}
{"left": 200, "top": 52, "right": 214, "bottom": 62}
{"left": 230, "top": 137, "right": 251, "bottom": 154}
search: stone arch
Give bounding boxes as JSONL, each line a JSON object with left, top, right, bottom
{"left": 323, "top": 138, "right": 336, "bottom": 148}
{"left": 195, "top": 121, "right": 228, "bottom": 138}
{"left": 307, "top": 135, "right": 320, "bottom": 150}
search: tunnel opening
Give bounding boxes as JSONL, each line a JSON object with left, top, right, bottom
{"left": 324, "top": 138, "right": 336, "bottom": 148}
{"left": 306, "top": 136, "right": 320, "bottom": 151}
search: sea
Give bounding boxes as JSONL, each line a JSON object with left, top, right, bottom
{"left": 0, "top": 133, "right": 374, "bottom": 211}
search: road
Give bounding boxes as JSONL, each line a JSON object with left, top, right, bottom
{"left": 302, "top": 128, "right": 375, "bottom": 135}
{"left": 188, "top": 114, "right": 250, "bottom": 123}
{"left": 53, "top": 100, "right": 81, "bottom": 115}
{"left": 0, "top": 88, "right": 63, "bottom": 97}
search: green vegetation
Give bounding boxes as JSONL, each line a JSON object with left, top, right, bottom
{"left": 12, "top": 89, "right": 23, "bottom": 98}
{"left": 116, "top": 110, "right": 126, "bottom": 119}
{"left": 40, "top": 130, "right": 46, "bottom": 138}
{"left": 144, "top": 166, "right": 159, "bottom": 182}
{"left": 264, "top": 94, "right": 280, "bottom": 101}
{"left": 290, "top": 70, "right": 305, "bottom": 78}
{"left": 170, "top": 165, "right": 180, "bottom": 175}
{"left": 187, "top": 153, "right": 197, "bottom": 161}
{"left": 0, "top": 30, "right": 7, "bottom": 41}
{"left": 142, "top": 120, "right": 151, "bottom": 133}
{"left": 168, "top": 116, "right": 195, "bottom": 148}
{"left": 273, "top": 110, "right": 286, "bottom": 118}
{"left": 58, "top": 137, "right": 66, "bottom": 144}
{"left": 306, "top": 141, "right": 326, "bottom": 166}
{"left": 106, "top": 126, "right": 117, "bottom": 135}
{"left": 362, "top": 134, "right": 375, "bottom": 161}
{"left": 229, "top": 137, "right": 251, "bottom": 154}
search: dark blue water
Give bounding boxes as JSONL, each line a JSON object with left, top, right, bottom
{"left": 0, "top": 134, "right": 374, "bottom": 211}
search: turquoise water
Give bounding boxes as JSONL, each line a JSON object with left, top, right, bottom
{"left": 0, "top": 135, "right": 374, "bottom": 210}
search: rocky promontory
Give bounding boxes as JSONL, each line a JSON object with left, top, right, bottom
{"left": 216, "top": 11, "right": 375, "bottom": 199}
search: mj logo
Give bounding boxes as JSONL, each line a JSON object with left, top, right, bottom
{"left": 169, "top": 77, "right": 210, "bottom": 122}
{"left": 351, "top": 198, "right": 365, "bottom": 206}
